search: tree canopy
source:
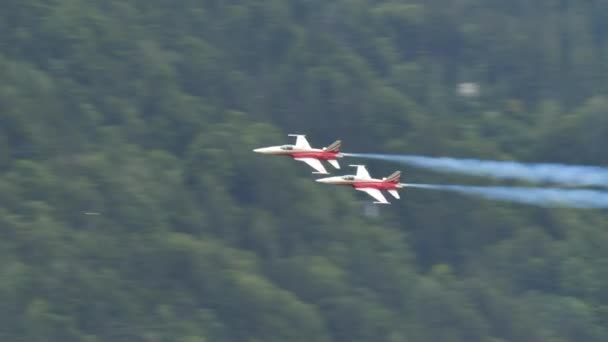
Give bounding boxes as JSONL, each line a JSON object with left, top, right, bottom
{"left": 1, "top": 0, "right": 608, "bottom": 341}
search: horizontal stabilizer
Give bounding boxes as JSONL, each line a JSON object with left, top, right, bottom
{"left": 388, "top": 189, "right": 400, "bottom": 199}
{"left": 328, "top": 159, "right": 340, "bottom": 169}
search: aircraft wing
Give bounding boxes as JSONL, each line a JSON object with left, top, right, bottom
{"left": 294, "top": 157, "right": 328, "bottom": 174}
{"left": 350, "top": 164, "right": 371, "bottom": 179}
{"left": 289, "top": 134, "right": 311, "bottom": 149}
{"left": 356, "top": 188, "right": 389, "bottom": 204}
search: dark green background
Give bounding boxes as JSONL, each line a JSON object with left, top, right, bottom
{"left": 1, "top": 1, "right": 607, "bottom": 341}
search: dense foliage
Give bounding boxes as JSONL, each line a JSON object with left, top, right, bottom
{"left": 1, "top": 0, "right": 608, "bottom": 341}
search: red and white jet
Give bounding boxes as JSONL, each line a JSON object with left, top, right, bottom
{"left": 316, "top": 165, "right": 405, "bottom": 204}
{"left": 253, "top": 134, "right": 343, "bottom": 174}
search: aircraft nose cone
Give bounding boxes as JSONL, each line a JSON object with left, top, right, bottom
{"left": 316, "top": 178, "right": 329, "bottom": 183}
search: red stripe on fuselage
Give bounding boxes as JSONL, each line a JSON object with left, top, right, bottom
{"left": 353, "top": 182, "right": 398, "bottom": 190}
{"left": 290, "top": 151, "right": 340, "bottom": 160}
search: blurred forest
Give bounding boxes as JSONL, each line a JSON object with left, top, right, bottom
{"left": 1, "top": 0, "right": 608, "bottom": 341}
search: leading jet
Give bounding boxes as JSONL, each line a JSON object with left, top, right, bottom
{"left": 253, "top": 134, "right": 343, "bottom": 174}
{"left": 316, "top": 165, "right": 405, "bottom": 204}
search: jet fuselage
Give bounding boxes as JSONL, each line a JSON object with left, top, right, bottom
{"left": 316, "top": 176, "right": 403, "bottom": 190}
{"left": 253, "top": 145, "right": 342, "bottom": 161}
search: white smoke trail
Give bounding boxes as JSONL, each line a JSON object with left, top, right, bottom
{"left": 345, "top": 153, "right": 608, "bottom": 188}
{"left": 403, "top": 183, "right": 608, "bottom": 209}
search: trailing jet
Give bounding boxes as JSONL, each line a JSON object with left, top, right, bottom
{"left": 316, "top": 165, "right": 405, "bottom": 204}
{"left": 253, "top": 134, "right": 343, "bottom": 174}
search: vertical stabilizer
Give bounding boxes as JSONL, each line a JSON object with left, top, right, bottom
{"left": 385, "top": 171, "right": 401, "bottom": 183}
{"left": 324, "top": 140, "right": 342, "bottom": 152}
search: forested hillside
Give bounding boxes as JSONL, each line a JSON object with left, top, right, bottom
{"left": 1, "top": 0, "right": 608, "bottom": 341}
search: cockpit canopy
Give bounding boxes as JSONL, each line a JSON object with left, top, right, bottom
{"left": 342, "top": 175, "right": 355, "bottom": 181}
{"left": 280, "top": 145, "right": 295, "bottom": 150}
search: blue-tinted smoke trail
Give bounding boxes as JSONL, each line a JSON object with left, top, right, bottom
{"left": 345, "top": 153, "right": 608, "bottom": 188}
{"left": 403, "top": 183, "right": 608, "bottom": 209}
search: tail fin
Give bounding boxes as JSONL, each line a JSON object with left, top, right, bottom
{"left": 385, "top": 171, "right": 401, "bottom": 183}
{"left": 324, "top": 140, "right": 341, "bottom": 152}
